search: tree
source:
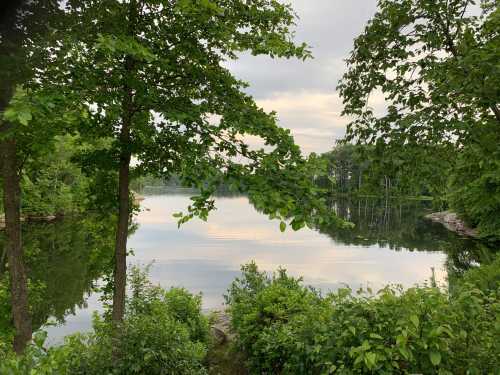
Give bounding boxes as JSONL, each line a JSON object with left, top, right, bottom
{"left": 42, "top": 0, "right": 341, "bottom": 330}
{"left": 0, "top": 0, "right": 34, "bottom": 354}
{"left": 0, "top": 0, "right": 74, "bottom": 353}
{"left": 338, "top": 0, "right": 499, "bottom": 235}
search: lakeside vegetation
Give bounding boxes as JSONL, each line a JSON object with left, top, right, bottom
{"left": 226, "top": 258, "right": 500, "bottom": 375}
{"left": 0, "top": 0, "right": 499, "bottom": 373}
{"left": 0, "top": 136, "right": 93, "bottom": 219}
{"left": 1, "top": 256, "right": 499, "bottom": 374}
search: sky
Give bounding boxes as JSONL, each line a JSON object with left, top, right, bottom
{"left": 226, "top": 0, "right": 379, "bottom": 155}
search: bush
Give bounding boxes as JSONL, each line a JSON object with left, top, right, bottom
{"left": 226, "top": 261, "right": 500, "bottom": 374}
{"left": 457, "top": 254, "right": 500, "bottom": 293}
{"left": 0, "top": 267, "right": 210, "bottom": 374}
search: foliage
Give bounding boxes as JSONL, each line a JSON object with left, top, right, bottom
{"left": 0, "top": 267, "right": 211, "bottom": 374}
{"left": 36, "top": 0, "right": 343, "bottom": 233}
{"left": 316, "top": 143, "right": 449, "bottom": 200}
{"left": 226, "top": 261, "right": 500, "bottom": 374}
{"left": 447, "top": 126, "right": 500, "bottom": 240}
{"left": 339, "top": 0, "right": 499, "bottom": 146}
{"left": 457, "top": 252, "right": 500, "bottom": 293}
{"left": 21, "top": 135, "right": 90, "bottom": 216}
{"left": 338, "top": 0, "right": 500, "bottom": 238}
{"left": 125, "top": 266, "right": 210, "bottom": 344}
{"left": 0, "top": 126, "right": 94, "bottom": 217}
{"left": 0, "top": 216, "right": 115, "bottom": 346}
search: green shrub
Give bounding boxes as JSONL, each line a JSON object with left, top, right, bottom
{"left": 0, "top": 267, "right": 210, "bottom": 374}
{"left": 226, "top": 261, "right": 500, "bottom": 374}
{"left": 456, "top": 253, "right": 500, "bottom": 293}
{"left": 53, "top": 311, "right": 208, "bottom": 375}
{"left": 126, "top": 266, "right": 209, "bottom": 344}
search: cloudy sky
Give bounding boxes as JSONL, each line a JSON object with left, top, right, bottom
{"left": 226, "top": 1, "right": 379, "bottom": 154}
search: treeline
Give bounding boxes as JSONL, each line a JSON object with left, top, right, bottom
{"left": 335, "top": 0, "right": 500, "bottom": 242}
{"left": 316, "top": 143, "right": 449, "bottom": 200}
{"left": 316, "top": 141, "right": 500, "bottom": 241}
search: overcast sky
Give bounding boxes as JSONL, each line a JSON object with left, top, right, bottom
{"left": 226, "top": 1, "right": 379, "bottom": 154}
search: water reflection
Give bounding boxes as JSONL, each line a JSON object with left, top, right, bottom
{"left": 0, "top": 193, "right": 490, "bottom": 344}
{"left": 129, "top": 195, "right": 449, "bottom": 299}
{"left": 0, "top": 216, "right": 114, "bottom": 343}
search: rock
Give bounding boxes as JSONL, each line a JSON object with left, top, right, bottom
{"left": 211, "top": 326, "right": 227, "bottom": 345}
{"left": 27, "top": 215, "right": 57, "bottom": 222}
{"left": 425, "top": 211, "right": 478, "bottom": 238}
{"left": 131, "top": 190, "right": 145, "bottom": 204}
{"left": 210, "top": 310, "right": 235, "bottom": 345}
{"left": 1, "top": 214, "right": 57, "bottom": 229}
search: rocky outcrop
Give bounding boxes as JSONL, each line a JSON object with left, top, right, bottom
{"left": 425, "top": 211, "right": 478, "bottom": 238}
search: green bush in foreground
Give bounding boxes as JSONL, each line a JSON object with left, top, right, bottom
{"left": 1, "top": 260, "right": 499, "bottom": 374}
{"left": 0, "top": 267, "right": 210, "bottom": 375}
{"left": 226, "top": 259, "right": 500, "bottom": 375}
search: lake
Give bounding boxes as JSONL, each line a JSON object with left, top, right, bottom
{"left": 5, "top": 191, "right": 484, "bottom": 345}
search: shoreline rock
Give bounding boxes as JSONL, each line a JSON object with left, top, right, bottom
{"left": 132, "top": 190, "right": 145, "bottom": 204}
{"left": 210, "top": 310, "right": 234, "bottom": 345}
{"left": 0, "top": 214, "right": 58, "bottom": 230}
{"left": 425, "top": 211, "right": 478, "bottom": 238}
{"left": 208, "top": 310, "right": 248, "bottom": 374}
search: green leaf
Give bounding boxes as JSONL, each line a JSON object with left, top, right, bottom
{"left": 398, "top": 346, "right": 410, "bottom": 360}
{"left": 17, "top": 110, "right": 32, "bottom": 126}
{"left": 364, "top": 352, "right": 377, "bottom": 369}
{"left": 410, "top": 314, "right": 419, "bottom": 328}
{"left": 429, "top": 351, "right": 441, "bottom": 366}
{"left": 279, "top": 221, "right": 286, "bottom": 232}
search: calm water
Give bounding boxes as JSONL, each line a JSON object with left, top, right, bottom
{"left": 3, "top": 191, "right": 485, "bottom": 345}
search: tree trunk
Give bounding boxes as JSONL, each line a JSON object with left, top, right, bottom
{"left": 1, "top": 135, "right": 32, "bottom": 354}
{"left": 111, "top": 0, "right": 137, "bottom": 326}
{"left": 111, "top": 143, "right": 131, "bottom": 324}
{"left": 111, "top": 85, "right": 133, "bottom": 324}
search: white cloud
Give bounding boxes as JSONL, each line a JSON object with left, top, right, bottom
{"left": 256, "top": 90, "right": 350, "bottom": 153}
{"left": 223, "top": 0, "right": 380, "bottom": 154}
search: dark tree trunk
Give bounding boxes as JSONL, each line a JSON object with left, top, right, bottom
{"left": 111, "top": 0, "right": 138, "bottom": 326}
{"left": 111, "top": 140, "right": 131, "bottom": 324}
{"left": 1, "top": 134, "right": 32, "bottom": 354}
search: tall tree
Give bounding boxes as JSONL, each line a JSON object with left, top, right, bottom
{"left": 44, "top": 0, "right": 342, "bottom": 328}
{"left": 1, "top": 0, "right": 67, "bottom": 353}
{"left": 338, "top": 0, "right": 499, "bottom": 235}
{"left": 1, "top": 0, "right": 37, "bottom": 354}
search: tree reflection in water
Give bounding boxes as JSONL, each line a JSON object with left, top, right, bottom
{"left": 0, "top": 216, "right": 115, "bottom": 339}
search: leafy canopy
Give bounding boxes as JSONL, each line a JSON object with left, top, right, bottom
{"left": 39, "top": 0, "right": 342, "bottom": 230}
{"left": 338, "top": 0, "right": 500, "bottom": 237}
{"left": 339, "top": 0, "right": 499, "bottom": 147}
